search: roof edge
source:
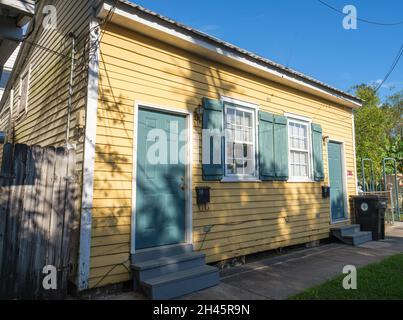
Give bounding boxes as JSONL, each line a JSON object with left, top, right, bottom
{"left": 102, "top": 0, "right": 362, "bottom": 108}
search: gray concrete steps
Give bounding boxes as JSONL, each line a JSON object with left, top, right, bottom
{"left": 132, "top": 244, "right": 219, "bottom": 299}
{"left": 331, "top": 224, "right": 373, "bottom": 246}
{"left": 131, "top": 244, "right": 193, "bottom": 264}
{"left": 331, "top": 224, "right": 361, "bottom": 237}
{"left": 141, "top": 265, "right": 219, "bottom": 300}
{"left": 133, "top": 252, "right": 206, "bottom": 282}
{"left": 343, "top": 231, "right": 373, "bottom": 246}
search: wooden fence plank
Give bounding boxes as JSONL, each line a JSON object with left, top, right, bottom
{"left": 61, "top": 148, "right": 77, "bottom": 296}
{"left": 0, "top": 143, "right": 13, "bottom": 295}
{"left": 14, "top": 146, "right": 37, "bottom": 299}
{"left": 0, "top": 144, "right": 77, "bottom": 299}
{"left": 35, "top": 146, "right": 56, "bottom": 299}
{"left": 46, "top": 147, "right": 67, "bottom": 299}
{"left": 7, "top": 144, "right": 28, "bottom": 298}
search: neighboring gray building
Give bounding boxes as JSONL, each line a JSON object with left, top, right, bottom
{"left": 0, "top": 0, "right": 34, "bottom": 99}
{"left": 0, "top": 45, "right": 20, "bottom": 100}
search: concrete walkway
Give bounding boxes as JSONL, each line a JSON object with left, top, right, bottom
{"left": 101, "top": 223, "right": 403, "bottom": 300}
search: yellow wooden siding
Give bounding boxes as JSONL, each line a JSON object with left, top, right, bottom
{"left": 89, "top": 23, "right": 357, "bottom": 288}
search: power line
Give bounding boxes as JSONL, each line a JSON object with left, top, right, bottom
{"left": 3, "top": 0, "right": 120, "bottom": 71}
{"left": 317, "top": 0, "right": 403, "bottom": 26}
{"left": 5, "top": 35, "right": 72, "bottom": 60}
{"left": 375, "top": 44, "right": 403, "bottom": 92}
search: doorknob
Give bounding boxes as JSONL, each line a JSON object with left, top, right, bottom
{"left": 180, "top": 176, "right": 185, "bottom": 191}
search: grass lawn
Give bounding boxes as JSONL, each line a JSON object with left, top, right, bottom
{"left": 290, "top": 254, "right": 403, "bottom": 300}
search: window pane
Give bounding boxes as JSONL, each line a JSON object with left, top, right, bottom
{"left": 235, "top": 125, "right": 242, "bottom": 141}
{"left": 290, "top": 150, "right": 309, "bottom": 178}
{"left": 244, "top": 157, "right": 255, "bottom": 176}
{"left": 225, "top": 104, "right": 256, "bottom": 177}
{"left": 289, "top": 121, "right": 309, "bottom": 151}
{"left": 227, "top": 162, "right": 235, "bottom": 175}
{"left": 236, "top": 110, "right": 242, "bottom": 125}
{"left": 244, "top": 112, "right": 252, "bottom": 127}
{"left": 300, "top": 164, "right": 307, "bottom": 177}
{"left": 290, "top": 163, "right": 295, "bottom": 177}
{"left": 20, "top": 73, "right": 29, "bottom": 112}
{"left": 227, "top": 108, "right": 235, "bottom": 124}
{"left": 294, "top": 162, "right": 300, "bottom": 177}
{"left": 227, "top": 142, "right": 234, "bottom": 159}
{"left": 226, "top": 127, "right": 234, "bottom": 141}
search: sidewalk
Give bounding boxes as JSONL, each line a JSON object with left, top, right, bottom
{"left": 100, "top": 223, "right": 403, "bottom": 300}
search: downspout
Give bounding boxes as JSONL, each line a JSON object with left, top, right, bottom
{"left": 66, "top": 33, "right": 76, "bottom": 144}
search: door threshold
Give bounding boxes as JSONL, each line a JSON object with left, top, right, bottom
{"left": 331, "top": 218, "right": 349, "bottom": 225}
{"left": 134, "top": 243, "right": 189, "bottom": 254}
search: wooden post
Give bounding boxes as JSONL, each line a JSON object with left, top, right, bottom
{"left": 0, "top": 143, "right": 13, "bottom": 293}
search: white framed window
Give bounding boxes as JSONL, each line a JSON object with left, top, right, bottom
{"left": 17, "top": 66, "right": 30, "bottom": 117}
{"left": 222, "top": 97, "right": 258, "bottom": 181}
{"left": 287, "top": 114, "right": 313, "bottom": 181}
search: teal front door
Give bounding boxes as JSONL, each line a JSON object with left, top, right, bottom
{"left": 328, "top": 141, "right": 346, "bottom": 221}
{"left": 135, "top": 107, "right": 186, "bottom": 250}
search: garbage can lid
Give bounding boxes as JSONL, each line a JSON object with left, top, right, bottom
{"left": 352, "top": 194, "right": 387, "bottom": 199}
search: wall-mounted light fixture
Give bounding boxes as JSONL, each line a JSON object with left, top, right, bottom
{"left": 0, "top": 131, "right": 6, "bottom": 144}
{"left": 323, "top": 135, "right": 330, "bottom": 143}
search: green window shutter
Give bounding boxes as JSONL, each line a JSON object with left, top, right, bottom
{"left": 202, "top": 97, "right": 224, "bottom": 181}
{"left": 312, "top": 123, "right": 324, "bottom": 181}
{"left": 259, "top": 111, "right": 275, "bottom": 181}
{"left": 273, "top": 115, "right": 289, "bottom": 181}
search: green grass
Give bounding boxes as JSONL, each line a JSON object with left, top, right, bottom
{"left": 290, "top": 254, "right": 403, "bottom": 300}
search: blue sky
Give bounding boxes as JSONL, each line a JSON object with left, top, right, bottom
{"left": 129, "top": 0, "right": 403, "bottom": 100}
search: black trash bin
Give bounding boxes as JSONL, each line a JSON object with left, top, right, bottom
{"left": 353, "top": 195, "right": 388, "bottom": 241}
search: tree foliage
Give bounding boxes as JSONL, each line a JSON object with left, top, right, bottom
{"left": 353, "top": 85, "right": 402, "bottom": 189}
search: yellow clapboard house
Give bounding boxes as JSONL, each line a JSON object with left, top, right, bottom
{"left": 0, "top": 0, "right": 362, "bottom": 299}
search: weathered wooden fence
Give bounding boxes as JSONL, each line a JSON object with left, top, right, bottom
{"left": 0, "top": 143, "right": 78, "bottom": 299}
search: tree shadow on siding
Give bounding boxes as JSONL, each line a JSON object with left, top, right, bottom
{"left": 92, "top": 23, "right": 336, "bottom": 288}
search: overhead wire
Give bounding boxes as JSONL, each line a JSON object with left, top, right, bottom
{"left": 375, "top": 44, "right": 403, "bottom": 92}
{"left": 317, "top": 0, "right": 403, "bottom": 26}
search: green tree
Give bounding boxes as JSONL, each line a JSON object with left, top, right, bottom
{"left": 353, "top": 85, "right": 402, "bottom": 190}
{"left": 382, "top": 89, "right": 403, "bottom": 172}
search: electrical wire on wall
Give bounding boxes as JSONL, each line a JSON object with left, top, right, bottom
{"left": 196, "top": 216, "right": 299, "bottom": 252}
{"left": 91, "top": 259, "right": 131, "bottom": 289}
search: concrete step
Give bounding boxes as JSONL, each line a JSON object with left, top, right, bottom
{"left": 132, "top": 252, "right": 206, "bottom": 282}
{"left": 343, "top": 231, "right": 373, "bottom": 246}
{"left": 331, "top": 224, "right": 361, "bottom": 238}
{"left": 131, "top": 244, "right": 193, "bottom": 264}
{"left": 141, "top": 265, "right": 220, "bottom": 300}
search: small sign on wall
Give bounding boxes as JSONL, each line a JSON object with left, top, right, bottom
{"left": 347, "top": 170, "right": 354, "bottom": 178}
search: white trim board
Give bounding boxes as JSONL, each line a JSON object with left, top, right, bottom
{"left": 327, "top": 139, "right": 349, "bottom": 224}
{"left": 352, "top": 113, "right": 358, "bottom": 195}
{"left": 77, "top": 19, "right": 101, "bottom": 291}
{"left": 131, "top": 102, "right": 194, "bottom": 255}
